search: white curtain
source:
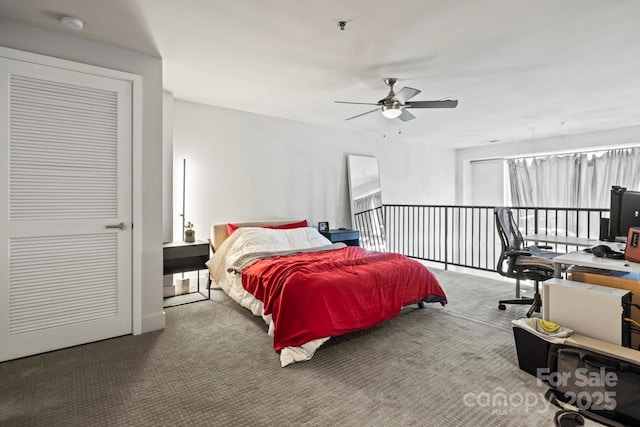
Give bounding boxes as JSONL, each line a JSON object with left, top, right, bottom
{"left": 584, "top": 149, "right": 640, "bottom": 208}
{"left": 508, "top": 147, "right": 640, "bottom": 209}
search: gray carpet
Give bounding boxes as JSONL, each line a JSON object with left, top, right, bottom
{"left": 1, "top": 270, "right": 570, "bottom": 426}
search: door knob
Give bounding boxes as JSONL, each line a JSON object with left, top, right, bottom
{"left": 105, "top": 222, "right": 127, "bottom": 230}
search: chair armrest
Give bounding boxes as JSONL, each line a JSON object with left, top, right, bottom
{"left": 505, "top": 250, "right": 531, "bottom": 257}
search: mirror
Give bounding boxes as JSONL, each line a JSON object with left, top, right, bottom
{"left": 347, "top": 154, "right": 386, "bottom": 251}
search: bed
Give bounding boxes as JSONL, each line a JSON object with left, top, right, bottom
{"left": 206, "top": 220, "right": 447, "bottom": 366}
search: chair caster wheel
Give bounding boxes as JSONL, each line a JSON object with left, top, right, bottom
{"left": 498, "top": 304, "right": 506, "bottom": 310}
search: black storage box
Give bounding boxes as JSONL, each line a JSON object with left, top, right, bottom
{"left": 513, "top": 326, "right": 552, "bottom": 378}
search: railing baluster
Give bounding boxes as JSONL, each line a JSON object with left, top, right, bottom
{"left": 428, "top": 206, "right": 432, "bottom": 260}
{"left": 457, "top": 207, "right": 461, "bottom": 265}
{"left": 419, "top": 206, "right": 423, "bottom": 260}
{"left": 443, "top": 207, "right": 448, "bottom": 270}
{"left": 394, "top": 205, "right": 398, "bottom": 253}
{"left": 485, "top": 208, "right": 489, "bottom": 269}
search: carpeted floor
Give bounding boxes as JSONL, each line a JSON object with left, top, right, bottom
{"left": 0, "top": 269, "right": 585, "bottom": 426}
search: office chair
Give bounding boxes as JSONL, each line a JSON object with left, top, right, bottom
{"left": 494, "top": 207, "right": 561, "bottom": 318}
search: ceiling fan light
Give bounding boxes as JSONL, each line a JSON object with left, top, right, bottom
{"left": 381, "top": 105, "right": 402, "bottom": 119}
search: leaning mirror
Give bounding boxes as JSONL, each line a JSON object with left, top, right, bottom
{"left": 347, "top": 154, "right": 386, "bottom": 251}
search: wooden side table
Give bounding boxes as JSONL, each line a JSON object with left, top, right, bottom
{"left": 320, "top": 229, "right": 360, "bottom": 246}
{"left": 163, "top": 240, "right": 210, "bottom": 306}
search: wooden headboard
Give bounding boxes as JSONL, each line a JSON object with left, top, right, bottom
{"left": 211, "top": 219, "right": 305, "bottom": 252}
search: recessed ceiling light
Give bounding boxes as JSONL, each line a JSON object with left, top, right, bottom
{"left": 59, "top": 15, "right": 84, "bottom": 31}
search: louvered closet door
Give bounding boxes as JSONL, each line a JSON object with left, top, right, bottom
{"left": 0, "top": 57, "right": 132, "bottom": 362}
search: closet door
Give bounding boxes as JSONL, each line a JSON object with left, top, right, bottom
{"left": 0, "top": 57, "right": 132, "bottom": 361}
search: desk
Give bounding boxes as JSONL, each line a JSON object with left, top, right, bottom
{"left": 552, "top": 250, "right": 640, "bottom": 278}
{"left": 524, "top": 234, "right": 601, "bottom": 247}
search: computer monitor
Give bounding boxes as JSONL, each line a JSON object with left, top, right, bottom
{"left": 608, "top": 186, "right": 640, "bottom": 242}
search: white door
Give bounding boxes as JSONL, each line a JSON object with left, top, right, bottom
{"left": 0, "top": 57, "right": 132, "bottom": 361}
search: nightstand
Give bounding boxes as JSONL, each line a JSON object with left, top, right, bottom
{"left": 320, "top": 229, "right": 360, "bottom": 246}
{"left": 163, "top": 240, "right": 210, "bottom": 306}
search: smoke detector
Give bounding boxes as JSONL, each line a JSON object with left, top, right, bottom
{"left": 59, "top": 15, "right": 84, "bottom": 31}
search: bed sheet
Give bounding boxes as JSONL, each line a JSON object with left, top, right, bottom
{"left": 242, "top": 246, "right": 447, "bottom": 352}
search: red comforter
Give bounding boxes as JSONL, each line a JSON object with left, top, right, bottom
{"left": 241, "top": 246, "right": 447, "bottom": 352}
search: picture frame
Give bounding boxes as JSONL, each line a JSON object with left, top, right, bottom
{"left": 318, "top": 221, "right": 329, "bottom": 232}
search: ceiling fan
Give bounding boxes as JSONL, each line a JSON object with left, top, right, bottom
{"left": 335, "top": 78, "right": 458, "bottom": 122}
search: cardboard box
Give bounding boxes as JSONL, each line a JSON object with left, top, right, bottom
{"left": 175, "top": 277, "right": 190, "bottom": 295}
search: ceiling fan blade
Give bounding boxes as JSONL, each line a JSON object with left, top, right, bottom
{"left": 398, "top": 109, "right": 416, "bottom": 122}
{"left": 407, "top": 99, "right": 458, "bottom": 109}
{"left": 345, "top": 108, "right": 380, "bottom": 121}
{"left": 335, "top": 101, "right": 380, "bottom": 106}
{"left": 392, "top": 87, "right": 421, "bottom": 103}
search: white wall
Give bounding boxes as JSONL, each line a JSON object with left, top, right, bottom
{"left": 456, "top": 125, "right": 640, "bottom": 205}
{"left": 0, "top": 18, "right": 165, "bottom": 333}
{"left": 162, "top": 90, "right": 174, "bottom": 244}
{"left": 171, "top": 99, "right": 457, "bottom": 241}
{"left": 470, "top": 160, "right": 506, "bottom": 206}
{"left": 378, "top": 141, "right": 457, "bottom": 205}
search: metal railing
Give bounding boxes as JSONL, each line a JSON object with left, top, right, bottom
{"left": 354, "top": 204, "right": 608, "bottom": 272}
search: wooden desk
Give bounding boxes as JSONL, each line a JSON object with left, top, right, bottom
{"left": 565, "top": 334, "right": 640, "bottom": 365}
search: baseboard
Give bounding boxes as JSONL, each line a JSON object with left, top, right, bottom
{"left": 141, "top": 311, "right": 166, "bottom": 333}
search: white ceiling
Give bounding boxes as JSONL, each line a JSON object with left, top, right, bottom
{"left": 2, "top": 0, "right": 640, "bottom": 149}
